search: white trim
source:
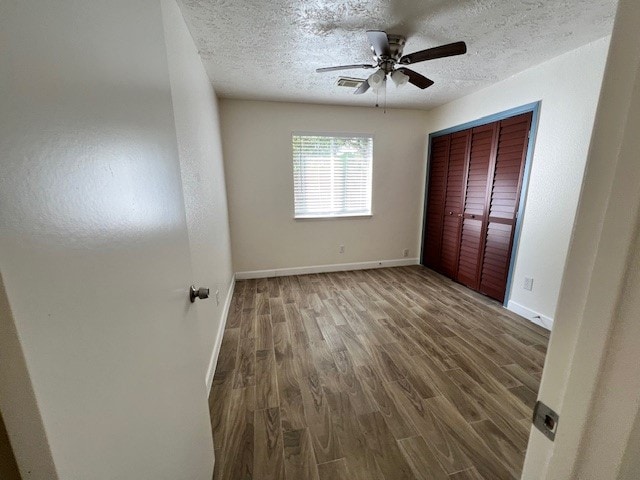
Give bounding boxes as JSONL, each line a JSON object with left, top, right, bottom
{"left": 235, "top": 258, "right": 419, "bottom": 280}
{"left": 205, "top": 274, "right": 236, "bottom": 392}
{"left": 506, "top": 300, "right": 553, "bottom": 331}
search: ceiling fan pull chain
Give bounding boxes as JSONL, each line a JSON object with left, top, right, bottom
{"left": 383, "top": 78, "right": 387, "bottom": 114}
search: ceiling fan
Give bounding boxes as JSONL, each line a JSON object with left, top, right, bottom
{"left": 316, "top": 30, "right": 467, "bottom": 94}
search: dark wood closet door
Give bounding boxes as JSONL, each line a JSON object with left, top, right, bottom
{"left": 439, "top": 130, "right": 471, "bottom": 278}
{"left": 422, "top": 135, "right": 450, "bottom": 269}
{"left": 456, "top": 123, "right": 497, "bottom": 289}
{"left": 478, "top": 112, "right": 532, "bottom": 302}
{"left": 422, "top": 110, "right": 532, "bottom": 303}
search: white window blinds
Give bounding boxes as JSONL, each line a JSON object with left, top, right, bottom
{"left": 293, "top": 134, "right": 373, "bottom": 218}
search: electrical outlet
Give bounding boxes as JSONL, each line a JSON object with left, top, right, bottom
{"left": 523, "top": 277, "right": 534, "bottom": 291}
{"left": 215, "top": 289, "right": 220, "bottom": 305}
{"left": 403, "top": 248, "right": 409, "bottom": 258}
{"left": 339, "top": 245, "right": 345, "bottom": 254}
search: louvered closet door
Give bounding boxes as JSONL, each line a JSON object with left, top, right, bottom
{"left": 439, "top": 130, "right": 471, "bottom": 278}
{"left": 456, "top": 123, "right": 498, "bottom": 289}
{"left": 478, "top": 112, "right": 532, "bottom": 302}
{"left": 422, "top": 135, "right": 450, "bottom": 269}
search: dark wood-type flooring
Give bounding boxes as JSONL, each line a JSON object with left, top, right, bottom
{"left": 209, "top": 266, "right": 550, "bottom": 480}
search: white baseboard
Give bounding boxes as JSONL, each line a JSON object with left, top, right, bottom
{"left": 506, "top": 300, "right": 554, "bottom": 331}
{"left": 235, "top": 258, "right": 420, "bottom": 280}
{"left": 205, "top": 274, "right": 236, "bottom": 392}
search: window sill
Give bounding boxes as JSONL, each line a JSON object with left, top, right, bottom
{"left": 294, "top": 214, "right": 373, "bottom": 221}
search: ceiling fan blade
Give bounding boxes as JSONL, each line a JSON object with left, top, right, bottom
{"left": 316, "top": 64, "right": 376, "bottom": 73}
{"left": 366, "top": 30, "right": 391, "bottom": 58}
{"left": 399, "top": 41, "right": 467, "bottom": 65}
{"left": 396, "top": 68, "right": 434, "bottom": 89}
{"left": 354, "top": 80, "right": 370, "bottom": 95}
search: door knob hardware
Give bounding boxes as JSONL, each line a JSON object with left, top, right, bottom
{"left": 448, "top": 211, "right": 453, "bottom": 215}
{"left": 190, "top": 285, "right": 210, "bottom": 303}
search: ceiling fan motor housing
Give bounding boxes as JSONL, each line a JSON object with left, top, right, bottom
{"left": 372, "top": 34, "right": 406, "bottom": 73}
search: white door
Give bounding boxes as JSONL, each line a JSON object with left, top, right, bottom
{"left": 0, "top": 1, "right": 214, "bottom": 478}
{"left": 161, "top": 0, "right": 235, "bottom": 392}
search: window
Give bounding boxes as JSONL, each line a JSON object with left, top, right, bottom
{"left": 292, "top": 134, "right": 373, "bottom": 218}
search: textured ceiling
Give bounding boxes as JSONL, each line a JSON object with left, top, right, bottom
{"left": 177, "top": 0, "right": 617, "bottom": 110}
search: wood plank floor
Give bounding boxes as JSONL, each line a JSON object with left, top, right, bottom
{"left": 209, "top": 266, "right": 550, "bottom": 480}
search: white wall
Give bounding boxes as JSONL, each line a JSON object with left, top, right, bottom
{"left": 221, "top": 100, "right": 427, "bottom": 274}
{"left": 575, "top": 222, "right": 640, "bottom": 478}
{"left": 424, "top": 37, "right": 610, "bottom": 323}
{"left": 161, "top": 0, "right": 234, "bottom": 390}
{"left": 521, "top": 0, "right": 640, "bottom": 476}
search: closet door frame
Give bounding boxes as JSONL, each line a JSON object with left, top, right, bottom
{"left": 420, "top": 101, "right": 541, "bottom": 306}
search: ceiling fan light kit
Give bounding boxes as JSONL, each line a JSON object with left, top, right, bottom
{"left": 368, "top": 69, "right": 386, "bottom": 90}
{"left": 316, "top": 30, "right": 467, "bottom": 99}
{"left": 390, "top": 69, "right": 410, "bottom": 87}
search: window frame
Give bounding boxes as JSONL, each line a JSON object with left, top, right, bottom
{"left": 291, "top": 131, "right": 374, "bottom": 220}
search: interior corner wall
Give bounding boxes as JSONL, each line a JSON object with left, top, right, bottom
{"left": 220, "top": 100, "right": 427, "bottom": 274}
{"left": 423, "top": 36, "right": 611, "bottom": 323}
{"left": 161, "top": 0, "right": 234, "bottom": 387}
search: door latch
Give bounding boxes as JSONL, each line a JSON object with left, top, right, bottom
{"left": 533, "top": 400, "right": 559, "bottom": 441}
